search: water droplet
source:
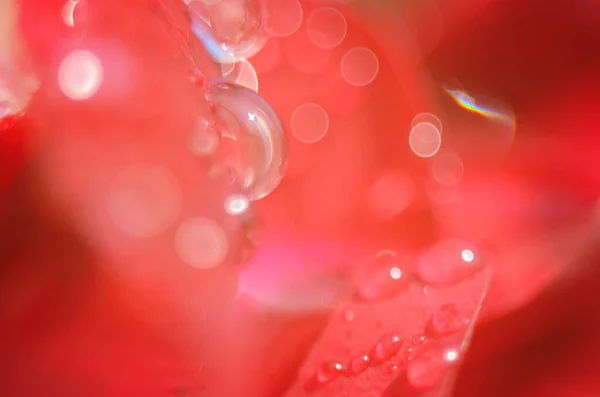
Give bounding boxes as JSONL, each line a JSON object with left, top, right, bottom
{"left": 426, "top": 304, "right": 469, "bottom": 338}
{"left": 372, "top": 333, "right": 403, "bottom": 363}
{"left": 221, "top": 59, "right": 258, "bottom": 92}
{"left": 406, "top": 345, "right": 460, "bottom": 390}
{"left": 355, "top": 250, "right": 411, "bottom": 302}
{"left": 316, "top": 361, "right": 345, "bottom": 384}
{"left": 207, "top": 81, "right": 288, "bottom": 200}
{"left": 347, "top": 354, "right": 370, "bottom": 375}
{"left": 188, "top": 0, "right": 267, "bottom": 63}
{"left": 416, "top": 239, "right": 485, "bottom": 286}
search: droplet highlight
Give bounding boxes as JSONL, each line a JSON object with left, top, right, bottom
{"left": 355, "top": 250, "right": 411, "bottom": 302}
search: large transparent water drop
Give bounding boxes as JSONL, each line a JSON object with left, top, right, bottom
{"left": 207, "top": 80, "right": 288, "bottom": 200}
{"left": 187, "top": 0, "right": 267, "bottom": 63}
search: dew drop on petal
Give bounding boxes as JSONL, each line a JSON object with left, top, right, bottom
{"left": 316, "top": 361, "right": 345, "bottom": 384}
{"left": 355, "top": 250, "right": 412, "bottom": 302}
{"left": 372, "top": 333, "right": 403, "bottom": 363}
{"left": 406, "top": 345, "right": 460, "bottom": 390}
{"left": 222, "top": 59, "right": 259, "bottom": 92}
{"left": 416, "top": 239, "right": 485, "bottom": 286}
{"left": 347, "top": 354, "right": 370, "bottom": 375}
{"left": 207, "top": 81, "right": 288, "bottom": 200}
{"left": 426, "top": 304, "right": 470, "bottom": 338}
{"left": 188, "top": 0, "right": 267, "bottom": 63}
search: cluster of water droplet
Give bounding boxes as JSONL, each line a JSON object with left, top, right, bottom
{"left": 305, "top": 242, "right": 487, "bottom": 393}
{"left": 180, "top": 0, "right": 289, "bottom": 202}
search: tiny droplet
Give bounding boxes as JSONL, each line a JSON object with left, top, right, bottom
{"left": 355, "top": 250, "right": 411, "bottom": 302}
{"left": 316, "top": 361, "right": 345, "bottom": 384}
{"left": 372, "top": 333, "right": 403, "bottom": 363}
{"left": 347, "top": 354, "right": 371, "bottom": 375}
{"left": 426, "top": 304, "right": 469, "bottom": 338}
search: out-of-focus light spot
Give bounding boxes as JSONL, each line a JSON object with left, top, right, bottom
{"left": 107, "top": 164, "right": 182, "bottom": 238}
{"left": 188, "top": 119, "right": 220, "bottom": 156}
{"left": 445, "top": 349, "right": 459, "bottom": 362}
{"left": 428, "top": 184, "right": 459, "bottom": 205}
{"left": 409, "top": 122, "right": 441, "bottom": 158}
{"left": 265, "top": 0, "right": 303, "bottom": 37}
{"left": 341, "top": 47, "right": 379, "bottom": 87}
{"left": 412, "top": 112, "right": 442, "bottom": 134}
{"left": 222, "top": 59, "right": 259, "bottom": 92}
{"left": 366, "top": 172, "right": 415, "bottom": 220}
{"left": 175, "top": 217, "right": 229, "bottom": 269}
{"left": 306, "top": 7, "right": 347, "bottom": 49}
{"left": 431, "top": 150, "right": 463, "bottom": 186}
{"left": 461, "top": 249, "right": 474, "bottom": 263}
{"left": 225, "top": 193, "right": 250, "bottom": 215}
{"left": 58, "top": 50, "right": 103, "bottom": 101}
{"left": 390, "top": 267, "right": 402, "bottom": 280}
{"left": 290, "top": 102, "right": 330, "bottom": 143}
